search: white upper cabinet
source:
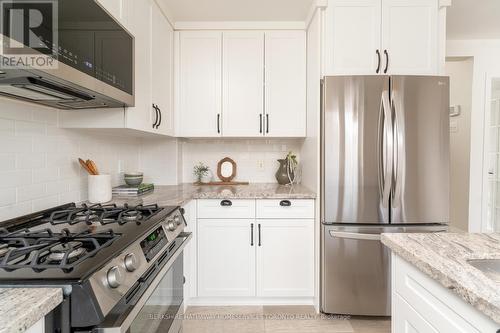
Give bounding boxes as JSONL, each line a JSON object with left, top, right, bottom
{"left": 60, "top": 0, "right": 175, "bottom": 136}
{"left": 324, "top": 0, "right": 382, "bottom": 75}
{"left": 222, "top": 32, "right": 264, "bottom": 137}
{"left": 178, "top": 31, "right": 223, "bottom": 137}
{"left": 381, "top": 0, "right": 438, "bottom": 75}
{"left": 151, "top": 1, "right": 174, "bottom": 135}
{"left": 324, "top": 0, "right": 441, "bottom": 75}
{"left": 264, "top": 31, "right": 306, "bottom": 137}
{"left": 176, "top": 30, "right": 306, "bottom": 138}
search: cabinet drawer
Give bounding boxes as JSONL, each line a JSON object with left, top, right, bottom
{"left": 197, "top": 199, "right": 255, "bottom": 219}
{"left": 256, "top": 199, "right": 314, "bottom": 219}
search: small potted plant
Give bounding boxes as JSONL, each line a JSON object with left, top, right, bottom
{"left": 276, "top": 151, "right": 298, "bottom": 185}
{"left": 193, "top": 162, "right": 211, "bottom": 184}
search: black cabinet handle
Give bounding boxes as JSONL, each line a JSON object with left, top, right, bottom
{"left": 259, "top": 114, "right": 263, "bottom": 133}
{"left": 156, "top": 106, "right": 162, "bottom": 129}
{"left": 220, "top": 199, "right": 232, "bottom": 207}
{"left": 384, "top": 50, "right": 389, "bottom": 74}
{"left": 152, "top": 104, "right": 159, "bottom": 128}
{"left": 279, "top": 200, "right": 292, "bottom": 207}
{"left": 376, "top": 50, "right": 381, "bottom": 74}
{"left": 266, "top": 114, "right": 269, "bottom": 134}
{"left": 217, "top": 114, "right": 221, "bottom": 134}
{"left": 250, "top": 223, "right": 254, "bottom": 246}
{"left": 258, "top": 224, "right": 261, "bottom": 246}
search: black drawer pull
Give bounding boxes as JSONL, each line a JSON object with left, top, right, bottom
{"left": 280, "top": 200, "right": 292, "bottom": 207}
{"left": 220, "top": 200, "right": 232, "bottom": 207}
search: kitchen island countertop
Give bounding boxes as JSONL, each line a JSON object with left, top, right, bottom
{"left": 381, "top": 232, "right": 500, "bottom": 324}
{"left": 109, "top": 182, "right": 316, "bottom": 207}
{"left": 0, "top": 288, "right": 63, "bottom": 333}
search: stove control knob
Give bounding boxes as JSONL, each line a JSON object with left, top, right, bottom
{"left": 174, "top": 214, "right": 182, "bottom": 225}
{"left": 107, "top": 266, "right": 124, "bottom": 288}
{"left": 167, "top": 220, "right": 177, "bottom": 231}
{"left": 124, "top": 253, "right": 138, "bottom": 272}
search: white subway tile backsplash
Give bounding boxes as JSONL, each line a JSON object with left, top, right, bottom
{"left": 181, "top": 139, "right": 304, "bottom": 183}
{"left": 16, "top": 153, "right": 46, "bottom": 169}
{"left": 33, "top": 168, "right": 59, "bottom": 183}
{"left": 32, "top": 195, "right": 60, "bottom": 211}
{"left": 15, "top": 121, "right": 47, "bottom": 136}
{"left": 0, "top": 119, "right": 15, "bottom": 135}
{"left": 0, "top": 170, "right": 32, "bottom": 189}
{"left": 0, "top": 153, "right": 16, "bottom": 172}
{"left": 0, "top": 202, "right": 32, "bottom": 221}
{"left": 0, "top": 137, "right": 32, "bottom": 153}
{"left": 17, "top": 183, "right": 46, "bottom": 202}
{"left": 0, "top": 189, "right": 16, "bottom": 206}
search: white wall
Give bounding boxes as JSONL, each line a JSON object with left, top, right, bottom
{"left": 0, "top": 97, "right": 180, "bottom": 222}
{"left": 445, "top": 57, "right": 473, "bottom": 231}
{"left": 447, "top": 39, "right": 500, "bottom": 231}
{"left": 181, "top": 139, "right": 303, "bottom": 183}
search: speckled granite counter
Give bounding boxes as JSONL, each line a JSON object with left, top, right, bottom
{"left": 110, "top": 183, "right": 316, "bottom": 206}
{"left": 0, "top": 288, "right": 62, "bottom": 333}
{"left": 381, "top": 233, "right": 500, "bottom": 324}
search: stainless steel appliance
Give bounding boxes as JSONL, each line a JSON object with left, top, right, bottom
{"left": 0, "top": 203, "right": 191, "bottom": 333}
{"left": 0, "top": 0, "right": 134, "bottom": 109}
{"left": 321, "top": 75, "right": 450, "bottom": 316}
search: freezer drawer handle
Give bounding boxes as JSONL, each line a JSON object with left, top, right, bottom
{"left": 329, "top": 231, "right": 381, "bottom": 241}
{"left": 279, "top": 200, "right": 291, "bottom": 207}
{"left": 220, "top": 200, "right": 232, "bottom": 207}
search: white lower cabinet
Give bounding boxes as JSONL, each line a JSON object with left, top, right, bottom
{"left": 198, "top": 219, "right": 256, "bottom": 297}
{"left": 256, "top": 219, "right": 314, "bottom": 297}
{"left": 195, "top": 199, "right": 315, "bottom": 302}
{"left": 391, "top": 253, "right": 500, "bottom": 332}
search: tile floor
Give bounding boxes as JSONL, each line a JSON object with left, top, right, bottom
{"left": 183, "top": 306, "right": 391, "bottom": 333}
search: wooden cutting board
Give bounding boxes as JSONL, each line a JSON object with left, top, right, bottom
{"left": 194, "top": 181, "right": 249, "bottom": 186}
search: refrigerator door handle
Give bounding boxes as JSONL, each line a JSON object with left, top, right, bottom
{"left": 392, "top": 90, "right": 405, "bottom": 209}
{"left": 329, "top": 231, "right": 381, "bottom": 241}
{"left": 379, "top": 90, "right": 393, "bottom": 209}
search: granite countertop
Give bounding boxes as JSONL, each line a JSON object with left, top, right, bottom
{"left": 381, "top": 233, "right": 500, "bottom": 324}
{"left": 110, "top": 183, "right": 316, "bottom": 206}
{"left": 0, "top": 288, "right": 63, "bottom": 333}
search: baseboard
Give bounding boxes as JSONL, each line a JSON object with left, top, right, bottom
{"left": 185, "top": 297, "right": 315, "bottom": 307}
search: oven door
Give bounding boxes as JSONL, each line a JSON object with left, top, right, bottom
{"left": 93, "top": 232, "right": 192, "bottom": 333}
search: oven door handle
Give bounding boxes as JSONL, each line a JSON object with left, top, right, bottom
{"left": 94, "top": 232, "right": 192, "bottom": 333}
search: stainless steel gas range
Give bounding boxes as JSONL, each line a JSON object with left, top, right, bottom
{"left": 0, "top": 203, "right": 192, "bottom": 333}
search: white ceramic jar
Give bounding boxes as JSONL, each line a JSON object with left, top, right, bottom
{"left": 88, "top": 174, "right": 112, "bottom": 203}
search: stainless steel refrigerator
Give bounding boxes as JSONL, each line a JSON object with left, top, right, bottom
{"left": 320, "top": 76, "right": 450, "bottom": 316}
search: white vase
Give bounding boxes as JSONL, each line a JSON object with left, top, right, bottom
{"left": 88, "top": 174, "right": 112, "bottom": 203}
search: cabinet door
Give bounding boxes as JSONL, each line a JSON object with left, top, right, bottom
{"left": 393, "top": 293, "right": 438, "bottom": 333}
{"left": 381, "top": 0, "right": 438, "bottom": 75}
{"left": 222, "top": 31, "right": 264, "bottom": 137}
{"left": 198, "top": 219, "right": 255, "bottom": 297}
{"left": 124, "top": 0, "right": 153, "bottom": 132}
{"left": 324, "top": 0, "right": 382, "bottom": 75}
{"left": 264, "top": 31, "right": 306, "bottom": 137}
{"left": 151, "top": 2, "right": 174, "bottom": 135}
{"left": 256, "top": 219, "right": 314, "bottom": 297}
{"left": 179, "top": 31, "right": 222, "bottom": 137}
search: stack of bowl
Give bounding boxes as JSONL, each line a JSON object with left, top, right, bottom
{"left": 124, "top": 172, "right": 144, "bottom": 186}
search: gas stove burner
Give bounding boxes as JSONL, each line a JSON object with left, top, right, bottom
{"left": 48, "top": 241, "right": 87, "bottom": 262}
{"left": 0, "top": 244, "right": 11, "bottom": 257}
{"left": 121, "top": 210, "right": 143, "bottom": 222}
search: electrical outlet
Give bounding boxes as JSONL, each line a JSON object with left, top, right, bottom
{"left": 257, "top": 160, "right": 265, "bottom": 170}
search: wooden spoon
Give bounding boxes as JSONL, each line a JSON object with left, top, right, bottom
{"left": 79, "top": 158, "right": 95, "bottom": 175}
{"left": 86, "top": 160, "right": 99, "bottom": 175}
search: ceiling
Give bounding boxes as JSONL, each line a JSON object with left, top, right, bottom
{"left": 158, "top": 0, "right": 314, "bottom": 22}
{"left": 447, "top": 0, "right": 500, "bottom": 39}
